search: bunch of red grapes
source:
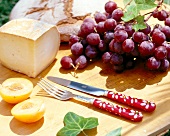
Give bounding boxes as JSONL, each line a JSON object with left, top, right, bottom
{"left": 60, "top": 1, "right": 170, "bottom": 73}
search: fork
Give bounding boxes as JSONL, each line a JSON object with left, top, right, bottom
{"left": 38, "top": 78, "right": 143, "bottom": 122}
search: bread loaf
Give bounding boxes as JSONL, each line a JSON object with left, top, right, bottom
{"left": 10, "top": 0, "right": 108, "bottom": 42}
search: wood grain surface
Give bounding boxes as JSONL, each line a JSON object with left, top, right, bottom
{"left": 0, "top": 44, "right": 170, "bottom": 136}
{"left": 0, "top": 1, "right": 170, "bottom": 136}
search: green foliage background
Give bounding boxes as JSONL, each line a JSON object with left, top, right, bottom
{"left": 0, "top": 0, "right": 19, "bottom": 26}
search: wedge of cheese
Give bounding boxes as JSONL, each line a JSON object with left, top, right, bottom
{"left": 0, "top": 18, "right": 60, "bottom": 78}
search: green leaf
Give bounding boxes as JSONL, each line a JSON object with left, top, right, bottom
{"left": 105, "top": 127, "right": 122, "bottom": 136}
{"left": 122, "top": 0, "right": 157, "bottom": 22}
{"left": 57, "top": 124, "right": 81, "bottom": 136}
{"left": 135, "top": 0, "right": 157, "bottom": 10}
{"left": 64, "top": 111, "right": 84, "bottom": 125}
{"left": 81, "top": 117, "right": 99, "bottom": 129}
{"left": 164, "top": 0, "right": 170, "bottom": 5}
{"left": 122, "top": 4, "right": 139, "bottom": 22}
{"left": 57, "top": 112, "right": 99, "bottom": 136}
{"left": 132, "top": 15, "right": 147, "bottom": 31}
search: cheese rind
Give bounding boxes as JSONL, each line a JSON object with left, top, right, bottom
{"left": 0, "top": 18, "right": 60, "bottom": 78}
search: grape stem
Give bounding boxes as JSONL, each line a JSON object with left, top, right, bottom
{"left": 123, "top": 0, "right": 133, "bottom": 10}
{"left": 72, "top": 62, "right": 80, "bottom": 77}
{"left": 162, "top": 3, "right": 170, "bottom": 12}
{"left": 143, "top": 11, "right": 154, "bottom": 16}
{"left": 144, "top": 0, "right": 164, "bottom": 22}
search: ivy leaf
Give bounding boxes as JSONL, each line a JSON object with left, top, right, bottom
{"left": 57, "top": 112, "right": 99, "bottom": 136}
{"left": 122, "top": 4, "right": 139, "bottom": 22}
{"left": 64, "top": 111, "right": 84, "bottom": 125}
{"left": 105, "top": 127, "right": 122, "bottom": 136}
{"left": 164, "top": 0, "right": 170, "bottom": 5}
{"left": 132, "top": 15, "right": 147, "bottom": 31}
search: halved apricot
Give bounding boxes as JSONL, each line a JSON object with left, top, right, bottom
{"left": 0, "top": 78, "right": 33, "bottom": 104}
{"left": 11, "top": 98, "right": 45, "bottom": 123}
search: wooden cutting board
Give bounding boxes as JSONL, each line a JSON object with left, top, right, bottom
{"left": 0, "top": 1, "right": 170, "bottom": 136}
{"left": 0, "top": 44, "right": 170, "bottom": 136}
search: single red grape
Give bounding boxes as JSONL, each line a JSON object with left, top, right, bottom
{"left": 60, "top": 56, "right": 74, "bottom": 69}
{"left": 96, "top": 22, "right": 106, "bottom": 34}
{"left": 146, "top": 56, "right": 161, "bottom": 70}
{"left": 104, "top": 18, "right": 117, "bottom": 31}
{"left": 74, "top": 55, "right": 88, "bottom": 69}
{"left": 94, "top": 12, "right": 107, "bottom": 23}
{"left": 132, "top": 32, "right": 146, "bottom": 43}
{"left": 71, "top": 42, "right": 84, "bottom": 56}
{"left": 157, "top": 10, "right": 168, "bottom": 21}
{"left": 122, "top": 39, "right": 135, "bottom": 53}
{"left": 102, "top": 52, "right": 112, "bottom": 63}
{"left": 112, "top": 9, "right": 123, "bottom": 22}
{"left": 109, "top": 39, "right": 124, "bottom": 54}
{"left": 80, "top": 22, "right": 95, "bottom": 37}
{"left": 85, "top": 45, "right": 98, "bottom": 59}
{"left": 159, "top": 59, "right": 169, "bottom": 71}
{"left": 105, "top": 1, "right": 117, "bottom": 14}
{"left": 152, "top": 31, "right": 166, "bottom": 46}
{"left": 69, "top": 35, "right": 79, "bottom": 46}
{"left": 114, "top": 30, "right": 128, "bottom": 43}
{"left": 86, "top": 33, "right": 100, "bottom": 46}
{"left": 154, "top": 46, "right": 167, "bottom": 60}
{"left": 165, "top": 17, "right": 170, "bottom": 26}
{"left": 161, "top": 25, "right": 170, "bottom": 40}
{"left": 138, "top": 41, "right": 155, "bottom": 57}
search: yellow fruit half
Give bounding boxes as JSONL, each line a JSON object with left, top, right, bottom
{"left": 0, "top": 78, "right": 33, "bottom": 104}
{"left": 11, "top": 98, "right": 45, "bottom": 123}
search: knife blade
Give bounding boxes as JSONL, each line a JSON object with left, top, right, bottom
{"left": 47, "top": 76, "right": 156, "bottom": 112}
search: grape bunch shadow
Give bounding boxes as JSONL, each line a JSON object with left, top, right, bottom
{"left": 59, "top": 57, "right": 168, "bottom": 92}
{"left": 97, "top": 59, "right": 168, "bottom": 92}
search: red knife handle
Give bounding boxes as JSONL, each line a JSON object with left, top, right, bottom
{"left": 106, "top": 91, "right": 156, "bottom": 112}
{"left": 93, "top": 99, "right": 143, "bottom": 122}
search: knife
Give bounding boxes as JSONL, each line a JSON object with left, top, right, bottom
{"left": 47, "top": 76, "right": 156, "bottom": 112}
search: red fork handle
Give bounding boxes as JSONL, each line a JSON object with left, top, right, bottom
{"left": 93, "top": 99, "right": 143, "bottom": 122}
{"left": 106, "top": 91, "right": 156, "bottom": 112}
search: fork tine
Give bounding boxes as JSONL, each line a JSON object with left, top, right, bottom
{"left": 38, "top": 82, "right": 60, "bottom": 99}
{"left": 38, "top": 82, "right": 61, "bottom": 100}
{"left": 41, "top": 78, "right": 65, "bottom": 94}
{"left": 38, "top": 78, "right": 64, "bottom": 100}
